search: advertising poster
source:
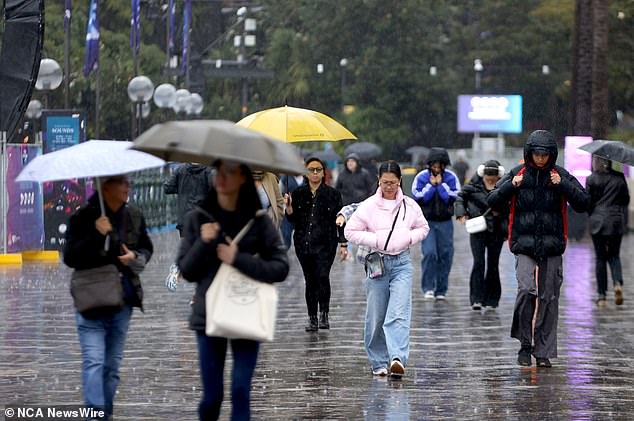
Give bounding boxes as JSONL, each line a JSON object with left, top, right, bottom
{"left": 41, "top": 111, "right": 86, "bottom": 250}
{"left": 6, "top": 144, "right": 44, "bottom": 252}
{"left": 457, "top": 95, "right": 523, "bottom": 133}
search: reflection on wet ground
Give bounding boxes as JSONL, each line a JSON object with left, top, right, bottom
{"left": 1, "top": 227, "right": 633, "bottom": 420}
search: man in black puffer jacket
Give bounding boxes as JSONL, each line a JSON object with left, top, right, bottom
{"left": 488, "top": 130, "right": 589, "bottom": 368}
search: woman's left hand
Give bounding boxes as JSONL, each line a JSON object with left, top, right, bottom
{"left": 217, "top": 237, "right": 238, "bottom": 264}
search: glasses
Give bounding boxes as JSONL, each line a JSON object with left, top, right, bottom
{"left": 379, "top": 180, "right": 399, "bottom": 187}
{"left": 307, "top": 167, "right": 324, "bottom": 174}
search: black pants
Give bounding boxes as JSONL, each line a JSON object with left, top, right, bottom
{"left": 469, "top": 233, "right": 504, "bottom": 307}
{"left": 296, "top": 251, "right": 336, "bottom": 316}
{"left": 591, "top": 233, "right": 624, "bottom": 296}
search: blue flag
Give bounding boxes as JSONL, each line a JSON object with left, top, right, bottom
{"left": 181, "top": 0, "right": 192, "bottom": 76}
{"left": 64, "top": 0, "right": 72, "bottom": 32}
{"left": 130, "top": 0, "right": 141, "bottom": 54}
{"left": 83, "top": 0, "right": 99, "bottom": 76}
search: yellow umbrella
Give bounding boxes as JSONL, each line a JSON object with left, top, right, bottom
{"left": 236, "top": 105, "right": 357, "bottom": 143}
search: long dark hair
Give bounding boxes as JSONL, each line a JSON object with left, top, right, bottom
{"left": 203, "top": 161, "right": 262, "bottom": 220}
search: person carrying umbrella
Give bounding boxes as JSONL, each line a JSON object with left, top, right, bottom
{"left": 176, "top": 160, "right": 289, "bottom": 421}
{"left": 285, "top": 157, "right": 345, "bottom": 331}
{"left": 63, "top": 175, "right": 154, "bottom": 420}
{"left": 488, "top": 130, "right": 589, "bottom": 368}
{"left": 586, "top": 155, "right": 630, "bottom": 306}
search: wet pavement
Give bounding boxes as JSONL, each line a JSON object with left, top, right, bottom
{"left": 1, "top": 226, "right": 634, "bottom": 420}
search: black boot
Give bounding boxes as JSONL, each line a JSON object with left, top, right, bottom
{"left": 305, "top": 315, "right": 318, "bottom": 332}
{"left": 319, "top": 312, "right": 330, "bottom": 329}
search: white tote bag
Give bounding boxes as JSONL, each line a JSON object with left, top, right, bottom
{"left": 465, "top": 209, "right": 491, "bottom": 234}
{"left": 205, "top": 217, "right": 278, "bottom": 342}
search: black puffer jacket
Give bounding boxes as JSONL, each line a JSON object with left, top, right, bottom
{"left": 586, "top": 168, "right": 630, "bottom": 236}
{"left": 455, "top": 175, "right": 508, "bottom": 242}
{"left": 287, "top": 181, "right": 344, "bottom": 255}
{"left": 335, "top": 153, "right": 376, "bottom": 206}
{"left": 488, "top": 130, "right": 590, "bottom": 257}
{"left": 177, "top": 199, "right": 289, "bottom": 331}
{"left": 163, "top": 164, "right": 212, "bottom": 231}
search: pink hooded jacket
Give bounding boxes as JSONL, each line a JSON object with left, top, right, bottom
{"left": 344, "top": 187, "right": 429, "bottom": 255}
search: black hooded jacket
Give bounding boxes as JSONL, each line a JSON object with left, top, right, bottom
{"left": 586, "top": 168, "right": 630, "bottom": 236}
{"left": 335, "top": 153, "right": 376, "bottom": 206}
{"left": 487, "top": 130, "right": 590, "bottom": 257}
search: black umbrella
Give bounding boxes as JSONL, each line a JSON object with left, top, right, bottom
{"left": 344, "top": 142, "right": 382, "bottom": 160}
{"left": 405, "top": 145, "right": 430, "bottom": 156}
{"left": 307, "top": 149, "right": 342, "bottom": 162}
{"left": 579, "top": 140, "right": 634, "bottom": 167}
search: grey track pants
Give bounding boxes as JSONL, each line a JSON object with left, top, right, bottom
{"left": 511, "top": 254, "right": 563, "bottom": 358}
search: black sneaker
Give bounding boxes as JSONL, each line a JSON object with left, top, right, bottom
{"left": 305, "top": 316, "right": 318, "bottom": 332}
{"left": 536, "top": 357, "right": 552, "bottom": 368}
{"left": 517, "top": 348, "right": 532, "bottom": 366}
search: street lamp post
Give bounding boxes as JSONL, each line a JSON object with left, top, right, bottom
{"left": 35, "top": 58, "right": 63, "bottom": 109}
{"left": 172, "top": 88, "right": 192, "bottom": 119}
{"left": 153, "top": 83, "right": 177, "bottom": 122}
{"left": 473, "top": 59, "right": 483, "bottom": 91}
{"left": 25, "top": 100, "right": 43, "bottom": 144}
{"left": 188, "top": 93, "right": 204, "bottom": 118}
{"left": 235, "top": 7, "right": 256, "bottom": 117}
{"left": 340, "top": 58, "right": 348, "bottom": 113}
{"left": 127, "top": 76, "right": 155, "bottom": 139}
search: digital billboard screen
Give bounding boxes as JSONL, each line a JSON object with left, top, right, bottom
{"left": 457, "top": 95, "right": 522, "bottom": 134}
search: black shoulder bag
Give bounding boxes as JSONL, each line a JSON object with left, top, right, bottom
{"left": 364, "top": 205, "right": 401, "bottom": 279}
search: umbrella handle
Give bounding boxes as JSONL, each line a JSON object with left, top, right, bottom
{"left": 95, "top": 177, "right": 110, "bottom": 252}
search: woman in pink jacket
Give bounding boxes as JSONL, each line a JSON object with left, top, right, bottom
{"left": 344, "top": 161, "right": 429, "bottom": 379}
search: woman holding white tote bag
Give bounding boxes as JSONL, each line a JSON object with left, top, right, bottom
{"left": 455, "top": 160, "right": 508, "bottom": 311}
{"left": 177, "top": 160, "right": 289, "bottom": 421}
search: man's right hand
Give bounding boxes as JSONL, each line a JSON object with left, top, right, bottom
{"left": 512, "top": 175, "right": 523, "bottom": 187}
{"left": 95, "top": 216, "right": 112, "bottom": 236}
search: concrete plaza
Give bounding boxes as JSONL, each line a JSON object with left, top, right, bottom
{"left": 1, "top": 226, "right": 634, "bottom": 420}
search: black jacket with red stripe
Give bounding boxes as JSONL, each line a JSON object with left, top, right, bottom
{"left": 487, "top": 130, "right": 590, "bottom": 258}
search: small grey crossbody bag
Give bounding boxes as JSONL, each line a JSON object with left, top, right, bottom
{"left": 364, "top": 205, "right": 401, "bottom": 279}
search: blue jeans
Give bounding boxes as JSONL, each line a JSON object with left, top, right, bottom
{"left": 196, "top": 332, "right": 259, "bottom": 421}
{"left": 421, "top": 220, "right": 454, "bottom": 295}
{"left": 364, "top": 251, "right": 413, "bottom": 371}
{"left": 75, "top": 305, "right": 133, "bottom": 418}
{"left": 280, "top": 218, "right": 294, "bottom": 250}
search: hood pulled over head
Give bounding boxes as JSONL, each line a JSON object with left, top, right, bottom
{"left": 524, "top": 130, "right": 558, "bottom": 168}
{"left": 426, "top": 147, "right": 451, "bottom": 167}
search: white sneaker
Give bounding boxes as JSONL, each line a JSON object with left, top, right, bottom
{"left": 372, "top": 367, "right": 388, "bottom": 376}
{"left": 435, "top": 295, "right": 446, "bottom": 301}
{"left": 423, "top": 291, "right": 435, "bottom": 300}
{"left": 389, "top": 359, "right": 405, "bottom": 379}
{"left": 472, "top": 303, "right": 482, "bottom": 310}
{"left": 165, "top": 264, "right": 180, "bottom": 292}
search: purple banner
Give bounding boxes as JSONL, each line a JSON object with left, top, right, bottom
{"left": 6, "top": 145, "right": 44, "bottom": 253}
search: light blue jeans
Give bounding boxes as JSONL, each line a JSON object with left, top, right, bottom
{"left": 75, "top": 305, "right": 133, "bottom": 418}
{"left": 421, "top": 219, "right": 454, "bottom": 295}
{"left": 364, "top": 250, "right": 413, "bottom": 371}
